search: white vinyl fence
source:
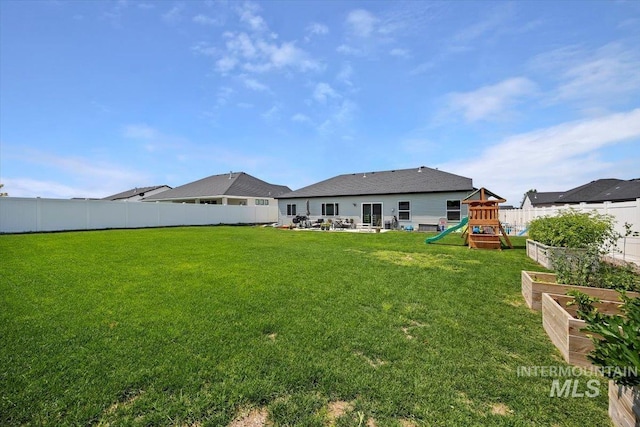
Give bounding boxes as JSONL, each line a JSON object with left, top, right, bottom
{"left": 500, "top": 199, "right": 640, "bottom": 264}
{"left": 0, "top": 197, "right": 279, "bottom": 233}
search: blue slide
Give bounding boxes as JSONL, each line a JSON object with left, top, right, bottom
{"left": 425, "top": 217, "right": 469, "bottom": 244}
{"left": 517, "top": 227, "right": 529, "bottom": 236}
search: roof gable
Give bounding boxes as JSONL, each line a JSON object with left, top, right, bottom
{"left": 278, "top": 166, "right": 473, "bottom": 199}
{"left": 463, "top": 187, "right": 505, "bottom": 203}
{"left": 103, "top": 185, "right": 170, "bottom": 201}
{"left": 143, "top": 172, "right": 290, "bottom": 201}
{"left": 524, "top": 191, "right": 565, "bottom": 206}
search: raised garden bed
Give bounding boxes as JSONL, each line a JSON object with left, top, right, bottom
{"left": 541, "top": 293, "right": 622, "bottom": 368}
{"left": 608, "top": 381, "right": 640, "bottom": 427}
{"left": 521, "top": 270, "right": 640, "bottom": 311}
{"left": 526, "top": 239, "right": 588, "bottom": 269}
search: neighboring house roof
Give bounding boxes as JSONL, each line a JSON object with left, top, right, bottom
{"left": 587, "top": 179, "right": 640, "bottom": 203}
{"left": 277, "top": 166, "right": 473, "bottom": 199}
{"left": 524, "top": 178, "right": 640, "bottom": 206}
{"left": 103, "top": 185, "right": 171, "bottom": 201}
{"left": 558, "top": 179, "right": 625, "bottom": 204}
{"left": 143, "top": 172, "right": 291, "bottom": 201}
{"left": 524, "top": 191, "right": 566, "bottom": 207}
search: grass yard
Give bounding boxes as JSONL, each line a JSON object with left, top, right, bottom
{"left": 1, "top": 227, "right": 611, "bottom": 426}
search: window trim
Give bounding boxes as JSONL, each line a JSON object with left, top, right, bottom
{"left": 446, "top": 199, "right": 461, "bottom": 221}
{"left": 286, "top": 203, "right": 297, "bottom": 216}
{"left": 398, "top": 200, "right": 411, "bottom": 221}
{"left": 321, "top": 203, "right": 339, "bottom": 216}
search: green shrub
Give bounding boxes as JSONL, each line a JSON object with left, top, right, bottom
{"left": 577, "top": 292, "right": 640, "bottom": 387}
{"left": 528, "top": 210, "right": 616, "bottom": 248}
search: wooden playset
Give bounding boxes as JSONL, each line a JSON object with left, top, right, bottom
{"left": 462, "top": 188, "right": 512, "bottom": 250}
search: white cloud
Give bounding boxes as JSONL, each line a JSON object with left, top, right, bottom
{"left": 3, "top": 178, "right": 95, "bottom": 199}
{"left": 389, "top": 48, "right": 410, "bottom": 58}
{"left": 215, "top": 86, "right": 234, "bottom": 107}
{"left": 336, "top": 44, "right": 364, "bottom": 57}
{"left": 216, "top": 56, "right": 238, "bottom": 73}
{"left": 317, "top": 99, "right": 357, "bottom": 134}
{"left": 240, "top": 76, "right": 269, "bottom": 92}
{"left": 291, "top": 113, "right": 311, "bottom": 123}
{"left": 191, "top": 41, "right": 217, "bottom": 57}
{"left": 336, "top": 63, "right": 354, "bottom": 86}
{"left": 450, "top": 3, "right": 514, "bottom": 48}
{"left": 122, "top": 124, "right": 189, "bottom": 152}
{"left": 193, "top": 14, "right": 219, "bottom": 26}
{"left": 3, "top": 150, "right": 151, "bottom": 199}
{"left": 313, "top": 83, "right": 340, "bottom": 103}
{"left": 162, "top": 4, "right": 184, "bottom": 25}
{"left": 218, "top": 32, "right": 321, "bottom": 74}
{"left": 535, "top": 43, "right": 640, "bottom": 107}
{"left": 437, "top": 109, "right": 640, "bottom": 204}
{"left": 262, "top": 104, "right": 281, "bottom": 121}
{"left": 442, "top": 77, "right": 537, "bottom": 122}
{"left": 225, "top": 32, "right": 258, "bottom": 58}
{"left": 306, "top": 22, "right": 329, "bottom": 36}
{"left": 346, "top": 9, "right": 378, "bottom": 38}
{"left": 238, "top": 1, "right": 268, "bottom": 32}
{"left": 123, "top": 124, "right": 159, "bottom": 140}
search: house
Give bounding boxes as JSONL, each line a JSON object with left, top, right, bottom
{"left": 142, "top": 172, "right": 291, "bottom": 206}
{"left": 521, "top": 179, "right": 640, "bottom": 208}
{"left": 102, "top": 185, "right": 172, "bottom": 202}
{"left": 276, "top": 166, "right": 475, "bottom": 230}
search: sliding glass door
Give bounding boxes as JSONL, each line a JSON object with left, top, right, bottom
{"left": 362, "top": 203, "right": 382, "bottom": 226}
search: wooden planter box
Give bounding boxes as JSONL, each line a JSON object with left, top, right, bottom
{"left": 609, "top": 382, "right": 640, "bottom": 427}
{"left": 541, "top": 293, "right": 622, "bottom": 368}
{"left": 526, "top": 239, "right": 588, "bottom": 269}
{"left": 521, "top": 270, "right": 639, "bottom": 311}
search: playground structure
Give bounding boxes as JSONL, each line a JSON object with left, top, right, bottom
{"left": 462, "top": 188, "right": 512, "bottom": 249}
{"left": 425, "top": 217, "right": 468, "bottom": 244}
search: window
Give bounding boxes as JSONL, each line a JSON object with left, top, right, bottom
{"left": 398, "top": 201, "right": 410, "bottom": 221}
{"left": 255, "top": 199, "right": 269, "bottom": 205}
{"left": 287, "top": 204, "right": 297, "bottom": 216}
{"left": 321, "top": 203, "right": 339, "bottom": 216}
{"left": 446, "top": 200, "right": 461, "bottom": 221}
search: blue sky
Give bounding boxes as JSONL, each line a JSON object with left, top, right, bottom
{"left": 1, "top": 0, "right": 639, "bottom": 205}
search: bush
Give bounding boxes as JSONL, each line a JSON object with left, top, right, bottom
{"left": 528, "top": 210, "right": 616, "bottom": 248}
{"left": 577, "top": 292, "right": 640, "bottom": 387}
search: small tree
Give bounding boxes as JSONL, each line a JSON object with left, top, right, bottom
{"left": 528, "top": 209, "right": 616, "bottom": 249}
{"left": 530, "top": 210, "right": 639, "bottom": 290}
{"left": 520, "top": 188, "right": 537, "bottom": 207}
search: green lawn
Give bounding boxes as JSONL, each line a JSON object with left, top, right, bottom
{"left": 1, "top": 227, "right": 611, "bottom": 426}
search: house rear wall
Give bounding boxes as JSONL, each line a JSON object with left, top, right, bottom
{"left": 277, "top": 191, "right": 471, "bottom": 229}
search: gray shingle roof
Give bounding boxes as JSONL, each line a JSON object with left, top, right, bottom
{"left": 277, "top": 166, "right": 473, "bottom": 199}
{"left": 525, "top": 191, "right": 566, "bottom": 206}
{"left": 526, "top": 178, "right": 640, "bottom": 206}
{"left": 103, "top": 185, "right": 170, "bottom": 201}
{"left": 587, "top": 179, "right": 640, "bottom": 203}
{"left": 143, "top": 172, "right": 291, "bottom": 201}
{"left": 559, "top": 179, "right": 624, "bottom": 204}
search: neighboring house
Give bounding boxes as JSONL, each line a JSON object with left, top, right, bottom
{"left": 277, "top": 166, "right": 475, "bottom": 230}
{"left": 102, "top": 185, "right": 172, "bottom": 201}
{"left": 143, "top": 172, "right": 291, "bottom": 206}
{"left": 521, "top": 179, "right": 640, "bottom": 208}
